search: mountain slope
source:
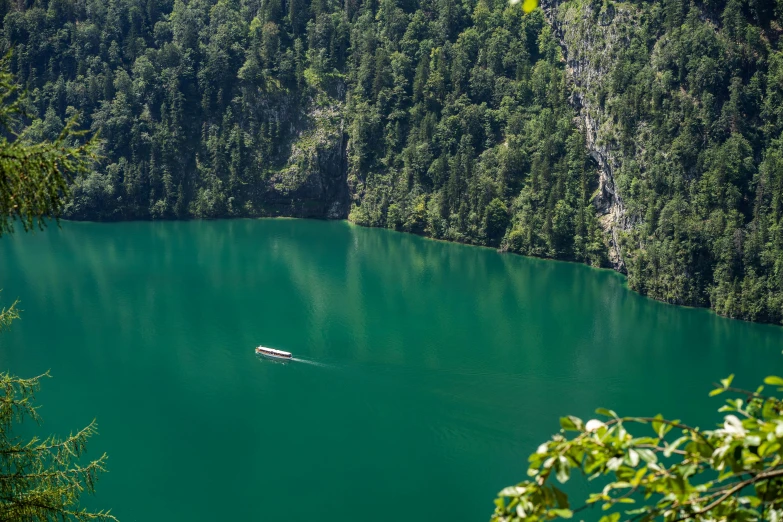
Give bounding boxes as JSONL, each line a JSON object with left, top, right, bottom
{"left": 2, "top": 0, "right": 782, "bottom": 323}
{"left": 544, "top": 0, "right": 783, "bottom": 322}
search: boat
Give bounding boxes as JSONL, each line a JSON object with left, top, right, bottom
{"left": 255, "top": 346, "right": 293, "bottom": 360}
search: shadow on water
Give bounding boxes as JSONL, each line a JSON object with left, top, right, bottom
{"left": 254, "top": 354, "right": 290, "bottom": 366}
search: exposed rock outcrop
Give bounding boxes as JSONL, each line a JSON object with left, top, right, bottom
{"left": 263, "top": 104, "right": 349, "bottom": 219}
{"left": 541, "top": 0, "right": 638, "bottom": 271}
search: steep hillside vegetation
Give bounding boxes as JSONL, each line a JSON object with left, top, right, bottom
{"left": 546, "top": 0, "right": 783, "bottom": 322}
{"left": 0, "top": 0, "right": 605, "bottom": 256}
{"left": 1, "top": 0, "right": 782, "bottom": 324}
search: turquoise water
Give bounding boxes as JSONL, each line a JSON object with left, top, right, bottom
{"left": 0, "top": 219, "right": 781, "bottom": 521}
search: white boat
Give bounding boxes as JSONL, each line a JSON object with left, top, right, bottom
{"left": 255, "top": 346, "right": 292, "bottom": 359}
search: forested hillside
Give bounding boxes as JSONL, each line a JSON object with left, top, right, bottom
{"left": 1, "top": 0, "right": 782, "bottom": 324}
{"left": 545, "top": 0, "right": 783, "bottom": 323}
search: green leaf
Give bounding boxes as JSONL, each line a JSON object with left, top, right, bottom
{"left": 764, "top": 376, "right": 783, "bottom": 386}
{"left": 630, "top": 467, "right": 646, "bottom": 486}
{"left": 587, "top": 493, "right": 603, "bottom": 504}
{"left": 627, "top": 449, "right": 640, "bottom": 467}
{"left": 651, "top": 413, "right": 663, "bottom": 435}
{"left": 709, "top": 388, "right": 726, "bottom": 397}
{"left": 650, "top": 414, "right": 672, "bottom": 438}
{"left": 720, "top": 374, "right": 735, "bottom": 388}
{"left": 560, "top": 417, "right": 577, "bottom": 431}
{"left": 744, "top": 451, "right": 761, "bottom": 465}
{"left": 599, "top": 514, "right": 620, "bottom": 522}
{"left": 551, "top": 486, "right": 570, "bottom": 509}
{"left": 679, "top": 462, "right": 698, "bottom": 478}
{"left": 549, "top": 509, "right": 573, "bottom": 519}
{"left": 631, "top": 437, "right": 658, "bottom": 445}
{"left": 499, "top": 486, "right": 527, "bottom": 497}
{"left": 718, "top": 469, "right": 734, "bottom": 481}
{"left": 636, "top": 448, "right": 657, "bottom": 464}
{"left": 744, "top": 496, "right": 762, "bottom": 508}
{"left": 595, "top": 408, "right": 618, "bottom": 418}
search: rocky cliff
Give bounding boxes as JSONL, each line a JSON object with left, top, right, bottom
{"left": 539, "top": 0, "right": 783, "bottom": 323}
{"left": 260, "top": 104, "right": 349, "bottom": 219}
{"left": 541, "top": 0, "right": 639, "bottom": 271}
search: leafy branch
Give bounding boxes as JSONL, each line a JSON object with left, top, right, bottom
{"left": 492, "top": 374, "right": 783, "bottom": 522}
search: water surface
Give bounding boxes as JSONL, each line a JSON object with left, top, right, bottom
{"left": 0, "top": 219, "right": 781, "bottom": 521}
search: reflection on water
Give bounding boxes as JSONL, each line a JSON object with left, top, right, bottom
{"left": 0, "top": 219, "right": 781, "bottom": 522}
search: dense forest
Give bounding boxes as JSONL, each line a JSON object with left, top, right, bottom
{"left": 0, "top": 0, "right": 782, "bottom": 324}
{"left": 556, "top": 0, "right": 783, "bottom": 324}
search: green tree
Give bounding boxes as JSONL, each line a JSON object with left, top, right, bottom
{"left": 0, "top": 370, "right": 117, "bottom": 521}
{"left": 0, "top": 54, "right": 112, "bottom": 520}
{"left": 0, "top": 55, "right": 97, "bottom": 236}
{"left": 492, "top": 374, "right": 783, "bottom": 522}
{"left": 485, "top": 197, "right": 509, "bottom": 243}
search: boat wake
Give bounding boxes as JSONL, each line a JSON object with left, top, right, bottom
{"left": 290, "top": 357, "right": 335, "bottom": 369}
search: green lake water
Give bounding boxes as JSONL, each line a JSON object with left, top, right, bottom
{"left": 0, "top": 219, "right": 782, "bottom": 521}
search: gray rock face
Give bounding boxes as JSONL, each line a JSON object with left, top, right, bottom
{"left": 263, "top": 105, "right": 349, "bottom": 219}
{"left": 541, "top": 0, "right": 636, "bottom": 271}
